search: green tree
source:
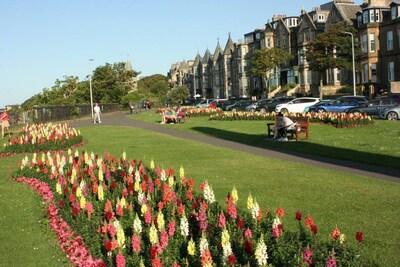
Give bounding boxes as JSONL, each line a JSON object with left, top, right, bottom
{"left": 305, "top": 22, "right": 359, "bottom": 98}
{"left": 150, "top": 80, "right": 169, "bottom": 101}
{"left": 167, "top": 86, "right": 189, "bottom": 105}
{"left": 251, "top": 47, "right": 293, "bottom": 96}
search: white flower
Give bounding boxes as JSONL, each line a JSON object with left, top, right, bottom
{"left": 255, "top": 237, "right": 268, "bottom": 266}
{"left": 203, "top": 182, "right": 215, "bottom": 204}
{"left": 135, "top": 169, "right": 141, "bottom": 183}
{"left": 160, "top": 169, "right": 167, "bottom": 181}
{"left": 272, "top": 217, "right": 281, "bottom": 229}
{"left": 251, "top": 201, "right": 260, "bottom": 220}
{"left": 133, "top": 214, "right": 142, "bottom": 234}
{"left": 199, "top": 234, "right": 209, "bottom": 255}
{"left": 180, "top": 215, "right": 189, "bottom": 237}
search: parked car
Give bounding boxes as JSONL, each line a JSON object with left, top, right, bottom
{"left": 245, "top": 99, "right": 272, "bottom": 112}
{"left": 208, "top": 99, "right": 227, "bottom": 109}
{"left": 379, "top": 105, "right": 400, "bottom": 120}
{"left": 275, "top": 97, "right": 320, "bottom": 113}
{"left": 195, "top": 99, "right": 214, "bottom": 108}
{"left": 220, "top": 98, "right": 249, "bottom": 110}
{"left": 225, "top": 100, "right": 257, "bottom": 112}
{"left": 256, "top": 97, "right": 295, "bottom": 113}
{"left": 308, "top": 95, "right": 369, "bottom": 113}
{"left": 304, "top": 99, "right": 332, "bottom": 112}
{"left": 345, "top": 97, "right": 398, "bottom": 116}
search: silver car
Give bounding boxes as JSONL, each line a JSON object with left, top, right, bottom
{"left": 379, "top": 105, "right": 400, "bottom": 120}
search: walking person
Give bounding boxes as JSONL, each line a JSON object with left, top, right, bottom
{"left": 93, "top": 103, "right": 101, "bottom": 124}
{"left": 1, "top": 109, "right": 11, "bottom": 138}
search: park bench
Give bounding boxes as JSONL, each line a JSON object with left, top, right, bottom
{"left": 267, "top": 116, "right": 310, "bottom": 141}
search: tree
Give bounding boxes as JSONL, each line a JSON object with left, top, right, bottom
{"left": 150, "top": 80, "right": 170, "bottom": 101}
{"left": 167, "top": 86, "right": 189, "bottom": 105}
{"left": 251, "top": 47, "right": 293, "bottom": 96}
{"left": 305, "top": 22, "right": 359, "bottom": 98}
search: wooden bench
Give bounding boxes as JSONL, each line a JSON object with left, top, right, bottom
{"left": 267, "top": 116, "right": 310, "bottom": 141}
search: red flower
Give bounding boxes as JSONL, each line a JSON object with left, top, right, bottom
{"left": 356, "top": 231, "right": 363, "bottom": 243}
{"left": 331, "top": 227, "right": 341, "bottom": 240}
{"left": 311, "top": 224, "right": 318, "bottom": 235}
{"left": 228, "top": 254, "right": 237, "bottom": 265}
{"left": 104, "top": 240, "right": 113, "bottom": 251}
{"left": 276, "top": 207, "right": 284, "bottom": 218}
{"left": 305, "top": 215, "right": 314, "bottom": 227}
{"left": 237, "top": 217, "right": 245, "bottom": 229}
{"left": 296, "top": 211, "right": 302, "bottom": 221}
{"left": 244, "top": 240, "right": 253, "bottom": 255}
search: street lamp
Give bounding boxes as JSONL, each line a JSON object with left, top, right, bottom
{"left": 89, "top": 59, "right": 94, "bottom": 118}
{"left": 342, "top": 31, "right": 356, "bottom": 96}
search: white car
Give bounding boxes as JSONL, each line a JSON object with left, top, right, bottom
{"left": 275, "top": 97, "right": 320, "bottom": 113}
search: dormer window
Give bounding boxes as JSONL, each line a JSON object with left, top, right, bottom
{"left": 369, "top": 9, "right": 379, "bottom": 22}
{"left": 391, "top": 5, "right": 398, "bottom": 20}
{"left": 357, "top": 14, "right": 362, "bottom": 26}
{"left": 363, "top": 10, "right": 369, "bottom": 23}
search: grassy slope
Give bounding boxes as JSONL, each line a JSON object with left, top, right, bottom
{"left": 0, "top": 116, "right": 399, "bottom": 266}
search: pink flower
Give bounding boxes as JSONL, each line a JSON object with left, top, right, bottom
{"left": 131, "top": 234, "right": 141, "bottom": 253}
{"left": 116, "top": 253, "right": 126, "bottom": 267}
{"left": 160, "top": 230, "right": 169, "bottom": 249}
{"left": 303, "top": 248, "right": 313, "bottom": 265}
{"left": 244, "top": 228, "right": 252, "bottom": 239}
{"left": 227, "top": 202, "right": 237, "bottom": 219}
{"left": 331, "top": 227, "right": 341, "bottom": 240}
{"left": 218, "top": 212, "right": 226, "bottom": 228}
{"left": 168, "top": 220, "right": 176, "bottom": 237}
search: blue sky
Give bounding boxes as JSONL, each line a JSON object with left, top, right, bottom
{"left": 0, "top": 0, "right": 344, "bottom": 108}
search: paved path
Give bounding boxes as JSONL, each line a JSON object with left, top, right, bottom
{"left": 71, "top": 112, "right": 400, "bottom": 183}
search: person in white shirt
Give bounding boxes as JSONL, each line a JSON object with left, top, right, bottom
{"left": 273, "top": 112, "right": 295, "bottom": 141}
{"left": 93, "top": 103, "right": 101, "bottom": 123}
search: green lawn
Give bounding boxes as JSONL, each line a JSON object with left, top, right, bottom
{"left": 130, "top": 111, "right": 400, "bottom": 169}
{"left": 0, "top": 115, "right": 399, "bottom": 266}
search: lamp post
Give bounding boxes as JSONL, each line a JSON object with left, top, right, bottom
{"left": 342, "top": 31, "right": 356, "bottom": 96}
{"left": 89, "top": 59, "right": 94, "bottom": 118}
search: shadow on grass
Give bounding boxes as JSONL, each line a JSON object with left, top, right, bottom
{"left": 190, "top": 126, "right": 400, "bottom": 179}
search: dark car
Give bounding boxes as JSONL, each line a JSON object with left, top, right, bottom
{"left": 346, "top": 97, "right": 398, "bottom": 116}
{"left": 245, "top": 98, "right": 272, "bottom": 112}
{"left": 225, "top": 100, "right": 256, "bottom": 112}
{"left": 220, "top": 97, "right": 249, "bottom": 110}
{"left": 256, "top": 97, "right": 294, "bottom": 113}
{"left": 308, "top": 95, "right": 369, "bottom": 113}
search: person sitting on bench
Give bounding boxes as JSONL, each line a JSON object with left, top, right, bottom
{"left": 273, "top": 112, "right": 295, "bottom": 141}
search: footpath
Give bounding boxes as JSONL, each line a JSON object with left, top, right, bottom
{"left": 70, "top": 111, "right": 400, "bottom": 183}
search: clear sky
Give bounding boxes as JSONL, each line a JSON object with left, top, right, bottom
{"left": 0, "top": 0, "right": 349, "bottom": 108}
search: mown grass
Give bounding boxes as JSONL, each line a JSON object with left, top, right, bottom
{"left": 130, "top": 111, "right": 400, "bottom": 169}
{"left": 0, "top": 115, "right": 399, "bottom": 266}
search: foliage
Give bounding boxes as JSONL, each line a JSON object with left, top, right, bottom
{"left": 306, "top": 22, "right": 359, "bottom": 74}
{"left": 251, "top": 48, "right": 293, "bottom": 93}
{"left": 22, "top": 62, "right": 140, "bottom": 108}
{"left": 138, "top": 74, "right": 168, "bottom": 94}
{"left": 150, "top": 80, "right": 170, "bottom": 102}
{"left": 11, "top": 150, "right": 364, "bottom": 266}
{"left": 167, "top": 86, "right": 190, "bottom": 105}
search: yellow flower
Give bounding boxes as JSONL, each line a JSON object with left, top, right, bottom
{"left": 179, "top": 165, "right": 185, "bottom": 179}
{"left": 122, "top": 151, "right": 126, "bottom": 161}
{"left": 56, "top": 182, "right": 62, "bottom": 195}
{"left": 231, "top": 186, "right": 238, "bottom": 204}
{"left": 187, "top": 237, "right": 196, "bottom": 256}
{"left": 80, "top": 196, "right": 86, "bottom": 209}
{"left": 149, "top": 224, "right": 158, "bottom": 245}
{"left": 157, "top": 212, "right": 165, "bottom": 230}
{"left": 116, "top": 221, "right": 126, "bottom": 248}
{"left": 98, "top": 168, "right": 104, "bottom": 182}
{"left": 247, "top": 194, "right": 254, "bottom": 210}
{"left": 150, "top": 159, "right": 155, "bottom": 170}
{"left": 98, "top": 183, "right": 104, "bottom": 201}
{"left": 221, "top": 228, "right": 230, "bottom": 245}
{"left": 141, "top": 203, "right": 148, "bottom": 215}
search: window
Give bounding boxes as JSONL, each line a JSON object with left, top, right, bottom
{"left": 387, "top": 31, "right": 394, "bottom": 51}
{"left": 307, "top": 71, "right": 312, "bottom": 85}
{"left": 370, "top": 34, "right": 376, "bottom": 52}
{"left": 363, "top": 10, "right": 369, "bottom": 23}
{"left": 363, "top": 64, "right": 369, "bottom": 82}
{"left": 388, "top": 62, "right": 394, "bottom": 82}
{"left": 370, "top": 9, "right": 375, "bottom": 22}
{"left": 362, "top": 34, "right": 368, "bottom": 53}
{"left": 391, "top": 6, "right": 397, "bottom": 20}
{"left": 357, "top": 15, "right": 362, "bottom": 27}
{"left": 371, "top": 63, "right": 377, "bottom": 82}
{"left": 267, "top": 37, "right": 271, "bottom": 48}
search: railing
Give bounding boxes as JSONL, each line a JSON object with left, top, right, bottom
{"left": 30, "top": 103, "right": 120, "bottom": 123}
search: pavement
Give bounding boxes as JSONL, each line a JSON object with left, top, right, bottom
{"left": 70, "top": 111, "right": 400, "bottom": 183}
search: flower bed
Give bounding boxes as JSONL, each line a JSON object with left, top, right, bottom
{"left": 0, "top": 123, "right": 83, "bottom": 156}
{"left": 209, "top": 111, "right": 374, "bottom": 128}
{"left": 156, "top": 107, "right": 222, "bottom": 117}
{"left": 11, "top": 150, "right": 364, "bottom": 266}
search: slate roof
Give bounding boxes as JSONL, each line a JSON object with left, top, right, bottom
{"left": 212, "top": 40, "right": 223, "bottom": 61}
{"left": 193, "top": 53, "right": 202, "bottom": 66}
{"left": 335, "top": 2, "right": 362, "bottom": 24}
{"left": 202, "top": 49, "right": 212, "bottom": 64}
{"left": 223, "top": 34, "right": 235, "bottom": 55}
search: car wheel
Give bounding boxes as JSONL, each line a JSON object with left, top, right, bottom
{"left": 386, "top": 111, "right": 399, "bottom": 120}
{"left": 281, "top": 108, "right": 288, "bottom": 113}
{"left": 250, "top": 108, "right": 255, "bottom": 112}
{"left": 317, "top": 108, "right": 326, "bottom": 113}
{"left": 260, "top": 107, "right": 267, "bottom": 113}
